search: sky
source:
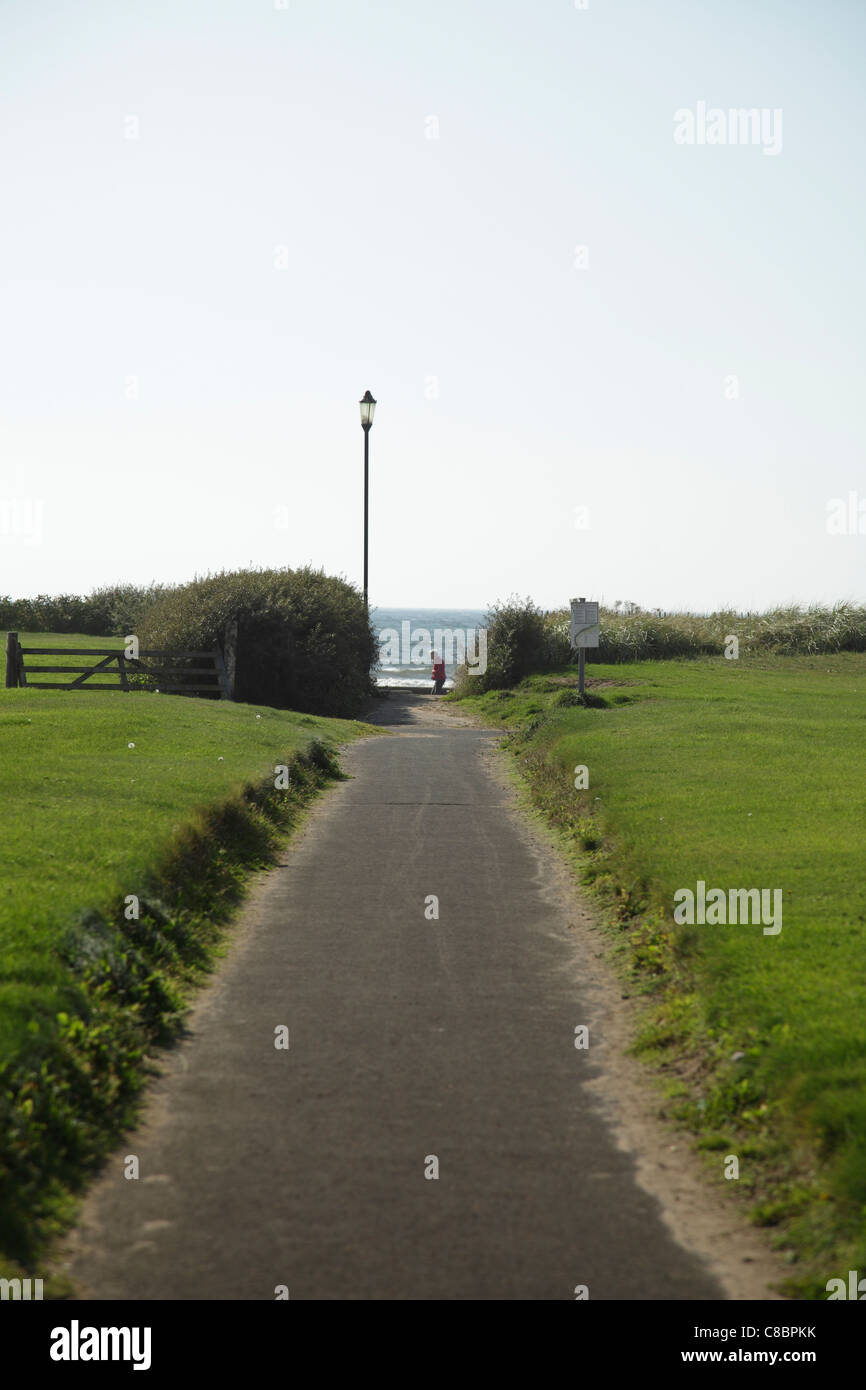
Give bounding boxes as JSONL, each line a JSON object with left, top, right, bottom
{"left": 1, "top": 0, "right": 864, "bottom": 612}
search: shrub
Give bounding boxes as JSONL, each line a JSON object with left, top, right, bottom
{"left": 138, "top": 566, "right": 377, "bottom": 717}
{"left": 455, "top": 596, "right": 570, "bottom": 694}
{"left": 84, "top": 583, "right": 174, "bottom": 636}
{"left": 0, "top": 584, "right": 171, "bottom": 636}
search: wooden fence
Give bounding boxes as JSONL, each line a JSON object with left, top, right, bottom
{"left": 4, "top": 632, "right": 232, "bottom": 698}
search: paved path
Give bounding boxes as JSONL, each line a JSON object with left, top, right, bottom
{"left": 65, "top": 693, "right": 723, "bottom": 1300}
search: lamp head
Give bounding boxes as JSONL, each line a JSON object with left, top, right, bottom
{"left": 359, "top": 389, "right": 377, "bottom": 430}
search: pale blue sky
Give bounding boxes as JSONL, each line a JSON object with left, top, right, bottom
{"left": 1, "top": 0, "right": 864, "bottom": 610}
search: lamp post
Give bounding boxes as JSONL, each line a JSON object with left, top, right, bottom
{"left": 359, "top": 390, "right": 376, "bottom": 607}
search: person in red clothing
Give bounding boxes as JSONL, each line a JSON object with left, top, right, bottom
{"left": 431, "top": 652, "right": 447, "bottom": 695}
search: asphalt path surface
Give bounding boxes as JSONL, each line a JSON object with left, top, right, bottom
{"left": 66, "top": 692, "right": 723, "bottom": 1300}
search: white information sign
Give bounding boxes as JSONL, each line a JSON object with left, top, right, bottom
{"left": 570, "top": 600, "right": 600, "bottom": 649}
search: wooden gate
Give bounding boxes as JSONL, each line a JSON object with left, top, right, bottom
{"left": 4, "top": 633, "right": 232, "bottom": 698}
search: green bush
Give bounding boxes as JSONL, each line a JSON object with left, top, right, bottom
{"left": 138, "top": 566, "right": 377, "bottom": 717}
{"left": 83, "top": 583, "right": 173, "bottom": 636}
{"left": 456, "top": 596, "right": 570, "bottom": 694}
{"left": 0, "top": 584, "right": 171, "bottom": 636}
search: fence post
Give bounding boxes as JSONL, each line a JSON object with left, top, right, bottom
{"left": 222, "top": 616, "right": 238, "bottom": 699}
{"left": 5, "top": 632, "right": 20, "bottom": 688}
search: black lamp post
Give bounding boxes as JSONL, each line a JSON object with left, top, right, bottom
{"left": 359, "top": 390, "right": 376, "bottom": 607}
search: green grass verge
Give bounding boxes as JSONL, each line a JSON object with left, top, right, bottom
{"left": 451, "top": 653, "right": 866, "bottom": 1297}
{"left": 0, "top": 635, "right": 376, "bottom": 1286}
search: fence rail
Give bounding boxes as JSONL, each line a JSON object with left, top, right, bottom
{"left": 4, "top": 633, "right": 232, "bottom": 698}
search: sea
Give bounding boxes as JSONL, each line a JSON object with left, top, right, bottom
{"left": 371, "top": 607, "right": 487, "bottom": 688}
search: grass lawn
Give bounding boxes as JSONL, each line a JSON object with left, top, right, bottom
{"left": 453, "top": 653, "right": 866, "bottom": 1295}
{"left": 0, "top": 633, "right": 375, "bottom": 1275}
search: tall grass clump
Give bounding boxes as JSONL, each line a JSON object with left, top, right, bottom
{"left": 138, "top": 566, "right": 377, "bottom": 718}
{"left": 541, "top": 602, "right": 866, "bottom": 663}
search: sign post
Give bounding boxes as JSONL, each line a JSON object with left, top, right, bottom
{"left": 569, "top": 597, "right": 600, "bottom": 697}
